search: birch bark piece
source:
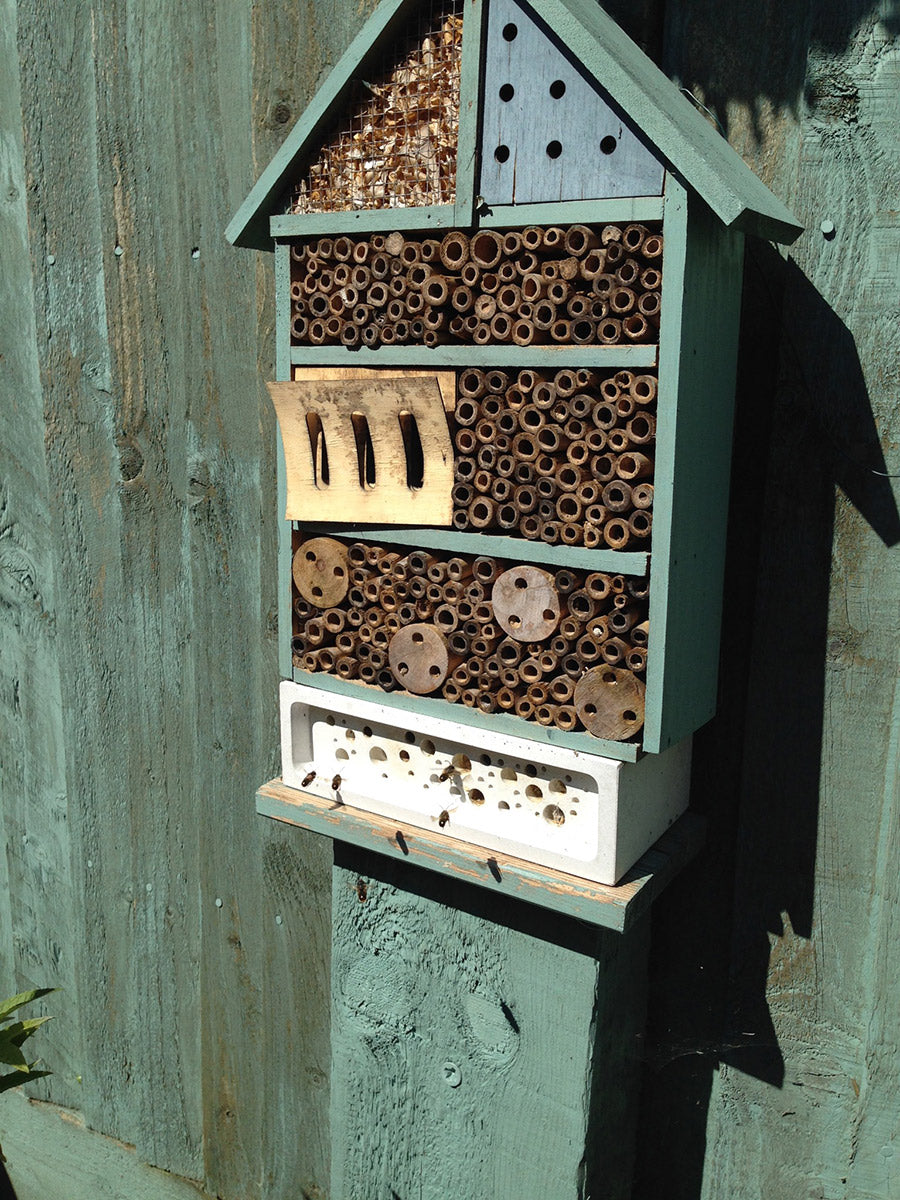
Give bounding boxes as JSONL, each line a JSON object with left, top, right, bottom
{"left": 292, "top": 538, "right": 350, "bottom": 609}
{"left": 491, "top": 566, "right": 561, "bottom": 642}
{"left": 388, "top": 624, "right": 450, "bottom": 694}
{"left": 574, "top": 666, "right": 645, "bottom": 740}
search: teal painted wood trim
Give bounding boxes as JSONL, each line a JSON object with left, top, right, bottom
{"left": 300, "top": 523, "right": 649, "bottom": 574}
{"left": 257, "top": 779, "right": 704, "bottom": 931}
{"left": 290, "top": 343, "right": 658, "bottom": 368}
{"left": 521, "top": 0, "right": 801, "bottom": 242}
{"left": 276, "top": 245, "right": 294, "bottom": 680}
{"left": 479, "top": 195, "right": 665, "bottom": 227}
{"left": 227, "top": 0, "right": 418, "bottom": 249}
{"left": 642, "top": 177, "right": 687, "bottom": 752}
{"left": 644, "top": 183, "right": 743, "bottom": 753}
{"left": 275, "top": 241, "right": 292, "bottom": 376}
{"left": 452, "top": 0, "right": 485, "bottom": 227}
{"left": 269, "top": 205, "right": 456, "bottom": 239}
{"left": 289, "top": 668, "right": 641, "bottom": 760}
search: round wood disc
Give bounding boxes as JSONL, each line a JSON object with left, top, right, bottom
{"left": 292, "top": 538, "right": 350, "bottom": 609}
{"left": 574, "top": 666, "right": 645, "bottom": 741}
{"left": 492, "top": 566, "right": 561, "bottom": 642}
{"left": 388, "top": 624, "right": 450, "bottom": 694}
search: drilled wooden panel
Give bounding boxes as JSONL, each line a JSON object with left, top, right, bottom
{"left": 479, "top": 0, "right": 664, "bottom": 205}
{"left": 269, "top": 374, "right": 454, "bottom": 524}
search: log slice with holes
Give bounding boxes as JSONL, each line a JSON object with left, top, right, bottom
{"left": 574, "top": 665, "right": 645, "bottom": 740}
{"left": 388, "top": 624, "right": 453, "bottom": 694}
{"left": 491, "top": 566, "right": 561, "bottom": 642}
{"left": 292, "top": 537, "right": 350, "bottom": 608}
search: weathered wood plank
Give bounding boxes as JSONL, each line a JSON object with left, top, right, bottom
{"left": 330, "top": 844, "right": 651, "bottom": 1199}
{"left": 258, "top": 779, "right": 705, "bottom": 931}
{"left": 634, "top": 7, "right": 900, "bottom": 1199}
{"left": 0, "top": 0, "right": 82, "bottom": 1109}
{"left": 3, "top": 1095, "right": 210, "bottom": 1200}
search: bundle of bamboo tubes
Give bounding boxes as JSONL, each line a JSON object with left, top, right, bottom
{"left": 451, "top": 366, "right": 656, "bottom": 549}
{"left": 289, "top": 223, "right": 663, "bottom": 348}
{"left": 290, "top": 4, "right": 462, "bottom": 213}
{"left": 291, "top": 536, "right": 650, "bottom": 741}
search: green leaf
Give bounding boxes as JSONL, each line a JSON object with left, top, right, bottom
{"left": 0, "top": 1038, "right": 29, "bottom": 1069}
{"left": 0, "top": 988, "right": 55, "bottom": 1023}
{"left": 0, "top": 1068, "right": 50, "bottom": 1094}
{"left": 7, "top": 1018, "right": 52, "bottom": 1051}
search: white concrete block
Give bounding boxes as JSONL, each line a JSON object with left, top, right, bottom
{"left": 279, "top": 680, "right": 691, "bottom": 885}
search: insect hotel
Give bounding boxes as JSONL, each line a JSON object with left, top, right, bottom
{"left": 229, "top": 0, "right": 800, "bottom": 903}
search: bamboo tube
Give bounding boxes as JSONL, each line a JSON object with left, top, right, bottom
{"left": 641, "top": 231, "right": 663, "bottom": 259}
{"left": 439, "top": 231, "right": 470, "bottom": 271}
{"left": 511, "top": 318, "right": 545, "bottom": 346}
{"left": 455, "top": 428, "right": 478, "bottom": 456}
{"left": 631, "top": 374, "right": 658, "bottom": 404}
{"left": 623, "top": 314, "right": 649, "bottom": 342}
{"left": 511, "top": 433, "right": 539, "bottom": 463}
{"left": 564, "top": 224, "right": 600, "bottom": 255}
{"left": 539, "top": 520, "right": 560, "bottom": 543}
{"left": 474, "top": 295, "right": 497, "bottom": 321}
{"left": 468, "top": 496, "right": 496, "bottom": 528}
{"left": 515, "top": 251, "right": 540, "bottom": 277}
{"left": 579, "top": 248, "right": 608, "bottom": 279}
{"left": 535, "top": 475, "right": 559, "bottom": 501}
{"left": 485, "top": 370, "right": 510, "bottom": 394}
{"left": 577, "top": 480, "right": 602, "bottom": 508}
{"left": 481, "top": 271, "right": 500, "bottom": 294}
{"left": 520, "top": 514, "right": 541, "bottom": 539}
{"left": 616, "top": 257, "right": 641, "bottom": 286}
{"left": 461, "top": 262, "right": 481, "bottom": 289}
{"left": 555, "top": 493, "right": 583, "bottom": 523}
{"left": 607, "top": 429, "right": 631, "bottom": 455}
{"left": 489, "top": 312, "right": 513, "bottom": 341}
{"left": 451, "top": 662, "right": 473, "bottom": 686}
{"left": 496, "top": 687, "right": 517, "bottom": 711}
{"left": 628, "top": 511, "right": 652, "bottom": 539}
{"left": 592, "top": 273, "right": 616, "bottom": 298}
{"left": 517, "top": 369, "right": 541, "bottom": 392}
{"left": 451, "top": 285, "right": 475, "bottom": 314}
{"left": 610, "top": 287, "right": 636, "bottom": 315}
{"left": 616, "top": 452, "right": 654, "bottom": 482}
{"left": 626, "top": 413, "right": 656, "bottom": 444}
{"left": 556, "top": 463, "right": 583, "bottom": 492}
{"left": 602, "top": 480, "right": 633, "bottom": 512}
{"left": 632, "top": 482, "right": 654, "bottom": 509}
{"left": 602, "top": 518, "right": 632, "bottom": 550}
{"left": 470, "top": 230, "right": 503, "bottom": 269}
{"left": 597, "top": 317, "right": 622, "bottom": 344}
{"left": 521, "top": 227, "right": 543, "bottom": 253}
{"left": 638, "top": 292, "right": 661, "bottom": 321}
{"left": 553, "top": 368, "right": 579, "bottom": 397}
{"left": 442, "top": 679, "right": 463, "bottom": 703}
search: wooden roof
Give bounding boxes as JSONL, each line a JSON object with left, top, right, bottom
{"left": 227, "top": 0, "right": 801, "bottom": 249}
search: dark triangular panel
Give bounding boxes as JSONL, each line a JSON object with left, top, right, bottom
{"left": 479, "top": 0, "right": 665, "bottom": 205}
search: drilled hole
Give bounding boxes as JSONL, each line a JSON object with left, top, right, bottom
{"left": 502, "top": 22, "right": 517, "bottom": 39}
{"left": 469, "top": 788, "right": 485, "bottom": 804}
{"left": 398, "top": 410, "right": 424, "bottom": 489}
{"left": 369, "top": 747, "right": 387, "bottom": 761}
{"left": 600, "top": 135, "right": 617, "bottom": 155}
{"left": 499, "top": 83, "right": 515, "bottom": 101}
{"left": 546, "top": 140, "right": 562, "bottom": 159}
{"left": 549, "top": 79, "right": 566, "bottom": 98}
{"left": 335, "top": 748, "right": 349, "bottom": 760}
{"left": 306, "top": 411, "right": 329, "bottom": 485}
{"left": 498, "top": 800, "right": 510, "bottom": 810}
{"left": 543, "top": 804, "right": 565, "bottom": 826}
{"left": 525, "top": 784, "right": 543, "bottom": 799}
{"left": 350, "top": 412, "right": 375, "bottom": 487}
{"left": 399, "top": 750, "right": 410, "bottom": 762}
{"left": 623, "top": 709, "right": 637, "bottom": 722}
{"left": 495, "top": 144, "right": 510, "bottom": 163}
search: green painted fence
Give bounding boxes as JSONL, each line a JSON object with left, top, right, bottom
{"left": 0, "top": 2, "right": 898, "bottom": 1198}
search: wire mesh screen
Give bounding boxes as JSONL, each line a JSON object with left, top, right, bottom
{"left": 289, "top": 0, "right": 463, "bottom": 214}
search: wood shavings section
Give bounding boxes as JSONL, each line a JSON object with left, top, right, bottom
{"left": 290, "top": 1, "right": 463, "bottom": 214}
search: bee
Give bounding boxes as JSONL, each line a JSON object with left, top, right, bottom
{"left": 438, "top": 764, "right": 454, "bottom": 783}
{"left": 438, "top": 810, "right": 450, "bottom": 829}
{"left": 331, "top": 773, "right": 342, "bottom": 792}
{"left": 301, "top": 770, "right": 316, "bottom": 788}
{"left": 355, "top": 878, "right": 368, "bottom": 903}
